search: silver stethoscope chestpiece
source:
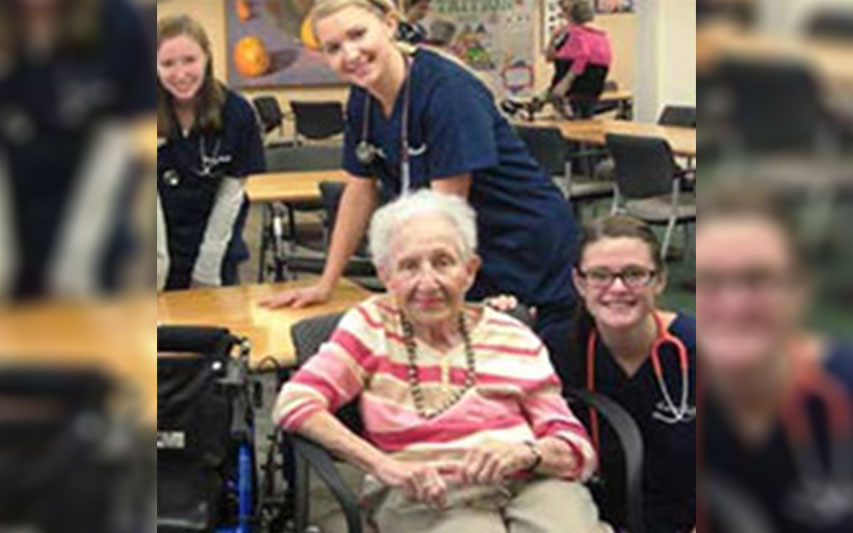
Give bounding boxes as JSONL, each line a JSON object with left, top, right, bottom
{"left": 355, "top": 140, "right": 376, "bottom": 166}
{"left": 163, "top": 169, "right": 180, "bottom": 187}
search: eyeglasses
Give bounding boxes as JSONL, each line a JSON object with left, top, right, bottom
{"left": 578, "top": 267, "right": 658, "bottom": 289}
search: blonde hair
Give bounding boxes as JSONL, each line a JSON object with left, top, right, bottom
{"left": 309, "top": 0, "right": 403, "bottom": 43}
{"left": 309, "top": 0, "right": 492, "bottom": 95}
{"left": 156, "top": 15, "right": 226, "bottom": 137}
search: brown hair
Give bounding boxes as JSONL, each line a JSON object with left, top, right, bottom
{"left": 576, "top": 214, "right": 665, "bottom": 274}
{"left": 569, "top": 0, "right": 595, "bottom": 24}
{"left": 0, "top": 0, "right": 102, "bottom": 56}
{"left": 156, "top": 15, "right": 226, "bottom": 137}
{"left": 572, "top": 215, "right": 665, "bottom": 345}
{"left": 698, "top": 183, "right": 804, "bottom": 274}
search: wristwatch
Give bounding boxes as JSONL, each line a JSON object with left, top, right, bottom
{"left": 523, "top": 440, "right": 543, "bottom": 472}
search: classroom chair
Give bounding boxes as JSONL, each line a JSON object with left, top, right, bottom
{"left": 290, "top": 101, "right": 346, "bottom": 144}
{"left": 606, "top": 133, "right": 696, "bottom": 261}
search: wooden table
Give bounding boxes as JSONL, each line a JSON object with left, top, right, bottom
{"left": 697, "top": 24, "right": 853, "bottom": 91}
{"left": 598, "top": 89, "right": 634, "bottom": 119}
{"left": 522, "top": 118, "right": 697, "bottom": 158}
{"left": 246, "top": 169, "right": 348, "bottom": 203}
{"left": 157, "top": 277, "right": 372, "bottom": 369}
{"left": 0, "top": 296, "right": 156, "bottom": 427}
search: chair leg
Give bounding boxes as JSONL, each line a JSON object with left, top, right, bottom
{"left": 293, "top": 444, "right": 310, "bottom": 533}
{"left": 257, "top": 205, "right": 270, "bottom": 283}
{"left": 610, "top": 188, "right": 621, "bottom": 215}
{"left": 682, "top": 221, "right": 692, "bottom": 266}
{"left": 661, "top": 216, "right": 677, "bottom": 261}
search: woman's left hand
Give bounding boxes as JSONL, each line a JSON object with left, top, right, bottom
{"left": 458, "top": 441, "right": 536, "bottom": 485}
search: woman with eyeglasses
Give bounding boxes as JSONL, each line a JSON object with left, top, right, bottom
{"left": 491, "top": 214, "right": 697, "bottom": 532}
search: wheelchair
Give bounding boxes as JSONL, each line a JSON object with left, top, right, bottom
{"left": 157, "top": 325, "right": 258, "bottom": 533}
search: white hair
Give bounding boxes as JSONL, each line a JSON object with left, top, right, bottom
{"left": 368, "top": 190, "right": 478, "bottom": 270}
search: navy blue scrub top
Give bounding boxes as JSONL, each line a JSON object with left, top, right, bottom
{"left": 545, "top": 312, "right": 697, "bottom": 533}
{"left": 0, "top": 0, "right": 155, "bottom": 299}
{"left": 343, "top": 48, "right": 578, "bottom": 310}
{"left": 705, "top": 342, "right": 853, "bottom": 533}
{"left": 157, "top": 88, "right": 265, "bottom": 278}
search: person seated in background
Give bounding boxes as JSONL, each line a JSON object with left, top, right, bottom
{"left": 543, "top": 0, "right": 612, "bottom": 118}
{"left": 396, "top": 0, "right": 431, "bottom": 44}
{"left": 274, "top": 190, "right": 609, "bottom": 533}
{"left": 696, "top": 185, "right": 853, "bottom": 533}
{"left": 490, "top": 215, "right": 697, "bottom": 533}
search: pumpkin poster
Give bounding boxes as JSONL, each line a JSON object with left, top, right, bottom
{"left": 226, "top": 0, "right": 339, "bottom": 88}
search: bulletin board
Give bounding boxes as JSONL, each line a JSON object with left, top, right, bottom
{"left": 427, "top": 0, "right": 537, "bottom": 98}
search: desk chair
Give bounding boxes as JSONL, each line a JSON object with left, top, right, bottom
{"left": 283, "top": 311, "right": 646, "bottom": 533}
{"left": 290, "top": 101, "right": 346, "bottom": 144}
{"left": 805, "top": 8, "right": 853, "bottom": 42}
{"left": 258, "top": 144, "right": 343, "bottom": 281}
{"left": 514, "top": 125, "right": 613, "bottom": 217}
{"left": 606, "top": 133, "right": 696, "bottom": 261}
{"left": 717, "top": 59, "right": 850, "bottom": 248}
{"left": 253, "top": 96, "right": 288, "bottom": 143}
{"left": 596, "top": 105, "right": 697, "bottom": 187}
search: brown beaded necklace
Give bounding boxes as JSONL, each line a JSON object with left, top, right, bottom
{"left": 401, "top": 312, "right": 477, "bottom": 419}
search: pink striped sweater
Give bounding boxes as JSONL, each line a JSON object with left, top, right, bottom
{"left": 274, "top": 296, "right": 597, "bottom": 482}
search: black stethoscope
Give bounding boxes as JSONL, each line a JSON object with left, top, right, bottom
{"left": 586, "top": 311, "right": 694, "bottom": 451}
{"left": 354, "top": 53, "right": 426, "bottom": 194}
{"left": 159, "top": 134, "right": 231, "bottom": 188}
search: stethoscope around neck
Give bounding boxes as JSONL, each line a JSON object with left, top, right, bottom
{"left": 354, "top": 53, "right": 425, "bottom": 195}
{"left": 585, "top": 311, "right": 694, "bottom": 451}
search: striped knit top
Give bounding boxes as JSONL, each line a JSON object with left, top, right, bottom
{"left": 274, "top": 296, "right": 597, "bottom": 483}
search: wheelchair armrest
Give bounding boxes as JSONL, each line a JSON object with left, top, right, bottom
{"left": 565, "top": 388, "right": 645, "bottom": 533}
{"left": 291, "top": 434, "right": 364, "bottom": 533}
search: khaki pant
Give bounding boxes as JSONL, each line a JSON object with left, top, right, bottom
{"left": 371, "top": 478, "right": 611, "bottom": 533}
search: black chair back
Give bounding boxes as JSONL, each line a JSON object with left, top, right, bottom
{"left": 253, "top": 96, "right": 285, "bottom": 135}
{"left": 719, "top": 59, "right": 824, "bottom": 153}
{"left": 513, "top": 125, "right": 567, "bottom": 177}
{"left": 606, "top": 133, "right": 678, "bottom": 199}
{"left": 806, "top": 9, "right": 853, "bottom": 41}
{"left": 264, "top": 143, "right": 343, "bottom": 172}
{"left": 290, "top": 101, "right": 346, "bottom": 140}
{"left": 658, "top": 105, "right": 697, "bottom": 128}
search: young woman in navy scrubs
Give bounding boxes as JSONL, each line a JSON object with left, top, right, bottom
{"left": 263, "top": 0, "right": 580, "bottom": 338}
{"left": 697, "top": 187, "right": 853, "bottom": 533}
{"left": 156, "top": 15, "right": 265, "bottom": 290}
{"left": 542, "top": 215, "right": 697, "bottom": 533}
{"left": 0, "top": 0, "right": 155, "bottom": 299}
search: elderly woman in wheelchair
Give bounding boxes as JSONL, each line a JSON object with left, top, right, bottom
{"left": 274, "top": 190, "right": 610, "bottom": 533}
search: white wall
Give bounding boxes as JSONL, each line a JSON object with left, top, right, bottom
{"left": 634, "top": 0, "right": 697, "bottom": 122}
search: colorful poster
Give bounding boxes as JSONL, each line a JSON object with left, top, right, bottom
{"left": 427, "top": 0, "right": 537, "bottom": 98}
{"left": 226, "top": 0, "right": 339, "bottom": 88}
{"left": 596, "top": 0, "right": 635, "bottom": 14}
